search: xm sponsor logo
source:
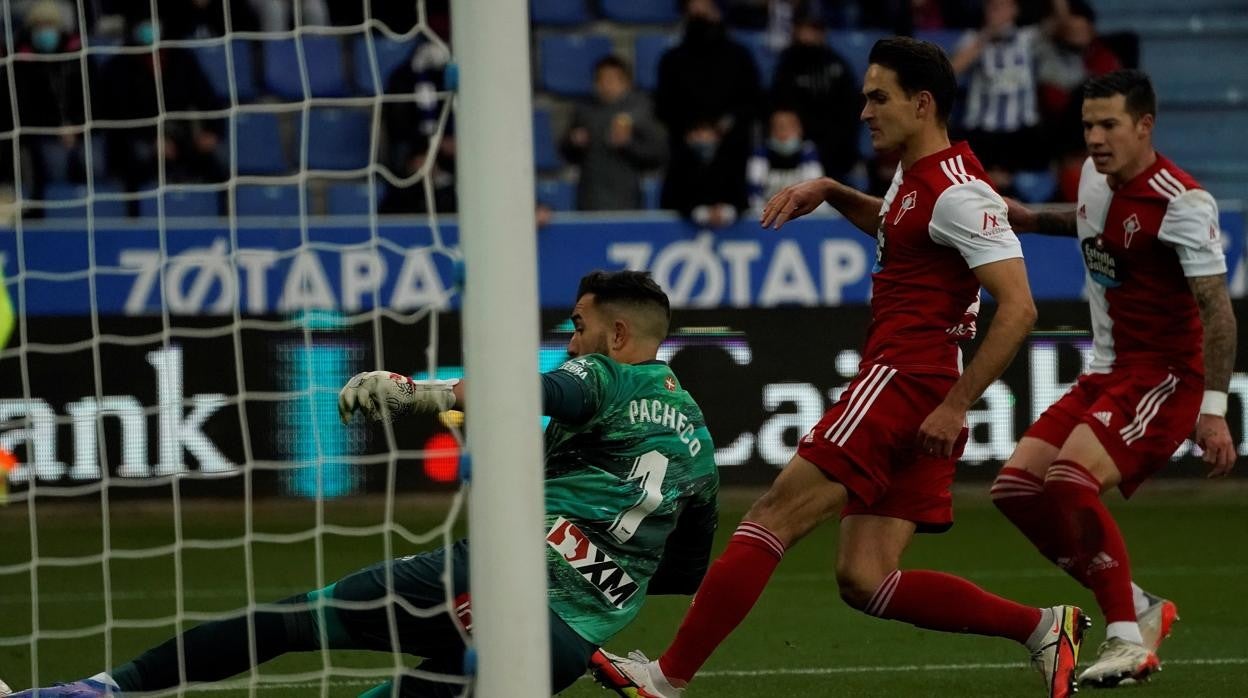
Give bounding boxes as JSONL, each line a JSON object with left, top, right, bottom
{"left": 546, "top": 517, "right": 639, "bottom": 608}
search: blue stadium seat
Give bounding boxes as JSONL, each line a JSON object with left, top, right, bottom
{"left": 192, "top": 41, "right": 259, "bottom": 103}
{"left": 352, "top": 34, "right": 417, "bottom": 94}
{"left": 538, "top": 34, "right": 614, "bottom": 96}
{"left": 536, "top": 178, "right": 576, "bottom": 211}
{"left": 914, "top": 28, "right": 966, "bottom": 58}
{"left": 1013, "top": 170, "right": 1058, "bottom": 204}
{"left": 234, "top": 184, "right": 301, "bottom": 216}
{"left": 844, "top": 167, "right": 870, "bottom": 195}
{"left": 263, "top": 36, "right": 350, "bottom": 100}
{"left": 633, "top": 33, "right": 678, "bottom": 92}
{"left": 303, "top": 108, "right": 372, "bottom": 171}
{"left": 1142, "top": 34, "right": 1248, "bottom": 105}
{"left": 138, "top": 190, "right": 222, "bottom": 218}
{"left": 42, "top": 182, "right": 127, "bottom": 219}
{"left": 326, "top": 181, "right": 384, "bottom": 215}
{"left": 530, "top": 0, "right": 592, "bottom": 26}
{"left": 1195, "top": 166, "right": 1248, "bottom": 202}
{"left": 1153, "top": 107, "right": 1248, "bottom": 167}
{"left": 827, "top": 30, "right": 889, "bottom": 83}
{"left": 86, "top": 35, "right": 121, "bottom": 73}
{"left": 858, "top": 124, "right": 873, "bottom": 162}
{"left": 533, "top": 108, "right": 561, "bottom": 172}
{"left": 600, "top": 0, "right": 680, "bottom": 24}
{"left": 232, "top": 112, "right": 288, "bottom": 175}
{"left": 1092, "top": 0, "right": 1245, "bottom": 15}
{"left": 641, "top": 175, "right": 662, "bottom": 210}
{"left": 728, "top": 30, "right": 776, "bottom": 88}
{"left": 34, "top": 133, "right": 107, "bottom": 184}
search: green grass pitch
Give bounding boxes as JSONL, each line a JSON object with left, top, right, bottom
{"left": 2, "top": 482, "right": 1245, "bottom": 696}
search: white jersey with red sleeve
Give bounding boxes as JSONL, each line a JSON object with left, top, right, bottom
{"left": 1076, "top": 154, "right": 1225, "bottom": 377}
{"left": 862, "top": 141, "right": 1024, "bottom": 377}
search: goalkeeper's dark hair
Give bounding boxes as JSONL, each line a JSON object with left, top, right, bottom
{"left": 1084, "top": 69, "right": 1156, "bottom": 122}
{"left": 577, "top": 270, "right": 671, "bottom": 340}
{"left": 868, "top": 37, "right": 956, "bottom": 123}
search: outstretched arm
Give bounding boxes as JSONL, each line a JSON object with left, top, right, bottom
{"left": 1189, "top": 274, "right": 1238, "bottom": 476}
{"left": 338, "top": 372, "right": 598, "bottom": 424}
{"left": 761, "top": 177, "right": 883, "bottom": 236}
{"left": 1006, "top": 198, "right": 1078, "bottom": 237}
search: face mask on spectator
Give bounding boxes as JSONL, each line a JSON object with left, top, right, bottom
{"left": 689, "top": 139, "right": 718, "bottom": 163}
{"left": 32, "top": 27, "right": 60, "bottom": 53}
{"left": 133, "top": 20, "right": 157, "bottom": 46}
{"left": 768, "top": 137, "right": 802, "bottom": 157}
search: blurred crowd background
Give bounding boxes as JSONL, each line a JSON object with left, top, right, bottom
{"left": 0, "top": 0, "right": 1243, "bottom": 225}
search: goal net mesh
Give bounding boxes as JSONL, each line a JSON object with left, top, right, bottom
{"left": 0, "top": 1, "right": 472, "bottom": 693}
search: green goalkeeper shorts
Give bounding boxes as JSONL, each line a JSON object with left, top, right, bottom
{"left": 307, "top": 539, "right": 596, "bottom": 695}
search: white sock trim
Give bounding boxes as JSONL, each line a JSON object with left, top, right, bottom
{"left": 1106, "top": 621, "right": 1145, "bottom": 645}
{"left": 649, "top": 660, "right": 685, "bottom": 691}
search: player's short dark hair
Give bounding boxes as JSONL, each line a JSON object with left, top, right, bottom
{"left": 577, "top": 270, "right": 671, "bottom": 340}
{"left": 867, "top": 37, "right": 957, "bottom": 123}
{"left": 594, "top": 55, "right": 631, "bottom": 79}
{"left": 1083, "top": 69, "right": 1156, "bottom": 122}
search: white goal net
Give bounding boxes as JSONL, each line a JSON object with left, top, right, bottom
{"left": 0, "top": 0, "right": 529, "bottom": 694}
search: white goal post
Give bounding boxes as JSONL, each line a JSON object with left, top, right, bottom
{"left": 451, "top": 0, "right": 552, "bottom": 695}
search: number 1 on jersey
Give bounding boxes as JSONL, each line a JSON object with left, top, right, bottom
{"left": 608, "top": 450, "right": 669, "bottom": 543}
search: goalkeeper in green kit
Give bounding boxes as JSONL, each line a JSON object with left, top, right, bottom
{"left": 6, "top": 270, "right": 719, "bottom": 697}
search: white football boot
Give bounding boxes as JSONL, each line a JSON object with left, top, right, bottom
{"left": 1078, "top": 636, "right": 1161, "bottom": 688}
{"left": 590, "top": 649, "right": 684, "bottom": 698}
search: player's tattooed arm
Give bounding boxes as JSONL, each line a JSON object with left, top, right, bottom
{"left": 1189, "top": 273, "right": 1237, "bottom": 475}
{"left": 1005, "top": 198, "right": 1077, "bottom": 237}
{"left": 1190, "top": 274, "right": 1237, "bottom": 393}
{"left": 1033, "top": 211, "right": 1078, "bottom": 237}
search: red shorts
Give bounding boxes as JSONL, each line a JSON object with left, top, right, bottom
{"left": 1024, "top": 368, "right": 1201, "bottom": 497}
{"left": 796, "top": 364, "right": 967, "bottom": 533}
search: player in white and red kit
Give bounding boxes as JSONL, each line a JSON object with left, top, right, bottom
{"left": 591, "top": 37, "right": 1086, "bottom": 698}
{"left": 995, "top": 70, "right": 1238, "bottom": 688}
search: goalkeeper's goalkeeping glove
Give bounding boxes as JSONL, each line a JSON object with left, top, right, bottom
{"left": 337, "top": 371, "right": 457, "bottom": 423}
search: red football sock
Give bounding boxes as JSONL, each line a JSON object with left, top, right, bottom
{"left": 658, "top": 522, "right": 785, "bottom": 684}
{"left": 869, "top": 569, "right": 1043, "bottom": 645}
{"left": 1044, "top": 459, "right": 1136, "bottom": 624}
{"left": 992, "top": 467, "right": 1091, "bottom": 586}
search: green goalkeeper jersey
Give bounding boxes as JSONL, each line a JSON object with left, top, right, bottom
{"left": 542, "top": 354, "right": 719, "bottom": 645}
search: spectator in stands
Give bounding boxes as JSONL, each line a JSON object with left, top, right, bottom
{"left": 722, "top": 0, "right": 803, "bottom": 51}
{"left": 155, "top": 0, "right": 260, "bottom": 39}
{"left": 561, "top": 56, "right": 666, "bottom": 211}
{"left": 770, "top": 14, "right": 859, "bottom": 181}
{"left": 662, "top": 118, "right": 748, "bottom": 228}
{"left": 858, "top": 0, "right": 981, "bottom": 34}
{"left": 747, "top": 108, "right": 825, "bottom": 213}
{"left": 655, "top": 0, "right": 761, "bottom": 205}
{"left": 94, "top": 17, "right": 227, "bottom": 194}
{"left": 1036, "top": 0, "right": 1121, "bottom": 202}
{"left": 248, "top": 0, "right": 328, "bottom": 31}
{"left": 1037, "top": 0, "right": 1121, "bottom": 128}
{"left": 383, "top": 38, "right": 451, "bottom": 175}
{"left": 0, "top": 43, "right": 13, "bottom": 220}
{"left": 379, "top": 135, "right": 457, "bottom": 215}
{"left": 951, "top": 0, "right": 1075, "bottom": 189}
{"left": 328, "top": 2, "right": 426, "bottom": 34}
{"left": 13, "top": 0, "right": 87, "bottom": 207}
